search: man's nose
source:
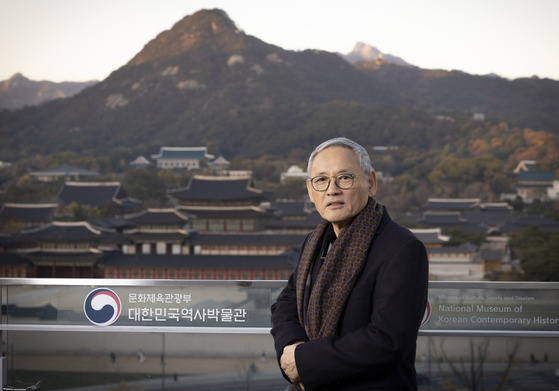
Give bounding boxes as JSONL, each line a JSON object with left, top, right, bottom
{"left": 326, "top": 179, "right": 342, "bottom": 194}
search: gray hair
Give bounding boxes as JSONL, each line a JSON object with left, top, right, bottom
{"left": 307, "top": 137, "right": 374, "bottom": 175}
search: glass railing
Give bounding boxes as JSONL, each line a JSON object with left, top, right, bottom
{"left": 1, "top": 278, "right": 558, "bottom": 391}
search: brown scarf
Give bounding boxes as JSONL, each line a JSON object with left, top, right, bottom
{"left": 296, "top": 197, "right": 383, "bottom": 340}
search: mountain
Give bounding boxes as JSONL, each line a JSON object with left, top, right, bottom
{"left": 0, "top": 9, "right": 401, "bottom": 162}
{"left": 0, "top": 73, "right": 97, "bottom": 110}
{"left": 0, "top": 8, "right": 558, "bottom": 169}
{"left": 341, "top": 42, "right": 410, "bottom": 67}
{"left": 355, "top": 61, "right": 559, "bottom": 134}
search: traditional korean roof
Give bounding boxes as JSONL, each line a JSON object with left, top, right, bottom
{"left": 29, "top": 164, "right": 98, "bottom": 178}
{"left": 263, "top": 213, "right": 322, "bottom": 233}
{"left": 124, "top": 208, "right": 193, "bottom": 225}
{"left": 129, "top": 155, "right": 151, "bottom": 167}
{"left": 151, "top": 147, "right": 211, "bottom": 160}
{"left": 513, "top": 214, "right": 559, "bottom": 229}
{"left": 0, "top": 252, "right": 30, "bottom": 266}
{"left": 208, "top": 155, "right": 230, "bottom": 167}
{"left": 0, "top": 203, "right": 58, "bottom": 223}
{"left": 410, "top": 228, "right": 450, "bottom": 245}
{"left": 459, "top": 222, "right": 490, "bottom": 234}
{"left": 124, "top": 229, "right": 190, "bottom": 242}
{"left": 169, "top": 176, "right": 264, "bottom": 203}
{"left": 23, "top": 221, "right": 101, "bottom": 241}
{"left": 270, "top": 200, "right": 317, "bottom": 217}
{"left": 427, "top": 242, "right": 478, "bottom": 254}
{"left": 57, "top": 181, "right": 127, "bottom": 208}
{"left": 462, "top": 210, "right": 514, "bottom": 226}
{"left": 517, "top": 170, "right": 555, "bottom": 182}
{"left": 99, "top": 230, "right": 131, "bottom": 246}
{"left": 88, "top": 217, "right": 133, "bottom": 231}
{"left": 23, "top": 250, "right": 103, "bottom": 265}
{"left": 99, "top": 253, "right": 296, "bottom": 269}
{"left": 426, "top": 198, "right": 480, "bottom": 211}
{"left": 177, "top": 205, "right": 274, "bottom": 219}
{"left": 478, "top": 202, "right": 513, "bottom": 212}
{"left": 420, "top": 211, "right": 466, "bottom": 225}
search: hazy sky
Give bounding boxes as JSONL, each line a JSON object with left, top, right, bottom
{"left": 1, "top": 0, "right": 558, "bottom": 82}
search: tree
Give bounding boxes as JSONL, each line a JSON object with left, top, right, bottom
{"left": 122, "top": 168, "right": 168, "bottom": 206}
{"left": 509, "top": 226, "right": 559, "bottom": 281}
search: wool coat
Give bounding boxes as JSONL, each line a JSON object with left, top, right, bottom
{"left": 270, "top": 207, "right": 429, "bottom": 390}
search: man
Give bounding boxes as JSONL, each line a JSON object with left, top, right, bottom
{"left": 271, "top": 137, "right": 429, "bottom": 390}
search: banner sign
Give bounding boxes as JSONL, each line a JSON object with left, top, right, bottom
{"left": 420, "top": 284, "right": 559, "bottom": 333}
{"left": 2, "top": 281, "right": 559, "bottom": 334}
{"left": 4, "top": 282, "right": 275, "bottom": 329}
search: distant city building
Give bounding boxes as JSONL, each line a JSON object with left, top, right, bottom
{"left": 129, "top": 155, "right": 151, "bottom": 167}
{"left": 281, "top": 165, "right": 308, "bottom": 183}
{"left": 0, "top": 203, "right": 58, "bottom": 229}
{"left": 57, "top": 181, "right": 141, "bottom": 212}
{"left": 513, "top": 160, "right": 536, "bottom": 174}
{"left": 516, "top": 170, "right": 556, "bottom": 202}
{"left": 29, "top": 164, "right": 98, "bottom": 182}
{"left": 151, "top": 147, "right": 214, "bottom": 170}
{"left": 169, "top": 175, "right": 265, "bottom": 206}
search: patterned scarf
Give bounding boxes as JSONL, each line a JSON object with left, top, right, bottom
{"left": 296, "top": 197, "right": 383, "bottom": 340}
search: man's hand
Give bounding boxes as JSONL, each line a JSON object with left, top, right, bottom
{"left": 280, "top": 341, "right": 305, "bottom": 385}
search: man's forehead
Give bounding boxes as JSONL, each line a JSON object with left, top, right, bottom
{"left": 311, "top": 147, "right": 359, "bottom": 172}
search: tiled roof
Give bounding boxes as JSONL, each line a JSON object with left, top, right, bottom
{"left": 178, "top": 205, "right": 273, "bottom": 218}
{"left": 57, "top": 181, "right": 125, "bottom": 207}
{"left": 270, "top": 200, "right": 317, "bottom": 217}
{"left": 0, "top": 252, "right": 30, "bottom": 266}
{"left": 23, "top": 221, "right": 101, "bottom": 241}
{"left": 29, "top": 163, "right": 98, "bottom": 177}
{"left": 99, "top": 231, "right": 131, "bottom": 245}
{"left": 124, "top": 209, "right": 193, "bottom": 225}
{"left": 23, "top": 250, "right": 103, "bottom": 264}
{"left": 427, "top": 242, "right": 478, "bottom": 254}
{"left": 410, "top": 228, "right": 450, "bottom": 244}
{"left": 459, "top": 222, "right": 490, "bottom": 234}
{"left": 517, "top": 170, "right": 555, "bottom": 182}
{"left": 0, "top": 203, "right": 58, "bottom": 222}
{"left": 426, "top": 198, "right": 480, "bottom": 210}
{"left": 478, "top": 203, "right": 513, "bottom": 212}
{"left": 151, "top": 147, "right": 209, "bottom": 160}
{"left": 263, "top": 217, "right": 321, "bottom": 231}
{"left": 462, "top": 210, "right": 514, "bottom": 226}
{"left": 513, "top": 214, "right": 559, "bottom": 229}
{"left": 124, "top": 230, "right": 190, "bottom": 242}
{"left": 420, "top": 212, "right": 466, "bottom": 225}
{"left": 169, "top": 176, "right": 264, "bottom": 202}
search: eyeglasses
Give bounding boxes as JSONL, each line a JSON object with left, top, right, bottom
{"left": 309, "top": 173, "right": 356, "bottom": 192}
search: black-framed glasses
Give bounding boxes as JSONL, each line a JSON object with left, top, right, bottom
{"left": 309, "top": 173, "right": 356, "bottom": 192}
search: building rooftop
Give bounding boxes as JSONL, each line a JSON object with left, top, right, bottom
{"left": 57, "top": 181, "right": 127, "bottom": 208}
{"left": 170, "top": 176, "right": 264, "bottom": 203}
{"left": 0, "top": 203, "right": 58, "bottom": 223}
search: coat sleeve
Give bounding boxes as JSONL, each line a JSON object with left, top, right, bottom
{"left": 294, "top": 232, "right": 429, "bottom": 390}
{"left": 270, "top": 265, "right": 310, "bottom": 380}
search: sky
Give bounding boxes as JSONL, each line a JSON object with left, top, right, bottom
{"left": 1, "top": 0, "right": 558, "bottom": 83}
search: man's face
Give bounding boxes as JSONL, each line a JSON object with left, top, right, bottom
{"left": 307, "top": 146, "right": 377, "bottom": 236}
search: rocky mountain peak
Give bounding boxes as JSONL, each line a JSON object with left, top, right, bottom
{"left": 128, "top": 9, "right": 246, "bottom": 66}
{"left": 342, "top": 42, "right": 410, "bottom": 67}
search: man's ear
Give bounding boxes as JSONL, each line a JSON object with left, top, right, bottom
{"left": 368, "top": 171, "right": 378, "bottom": 197}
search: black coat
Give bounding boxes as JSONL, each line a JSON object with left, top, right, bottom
{"left": 271, "top": 208, "right": 429, "bottom": 390}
